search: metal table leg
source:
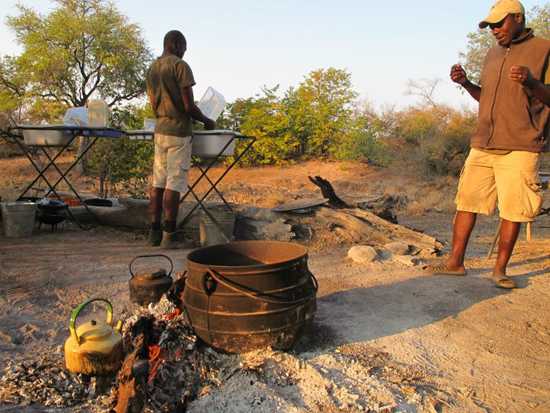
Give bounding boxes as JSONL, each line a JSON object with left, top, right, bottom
{"left": 178, "top": 136, "right": 255, "bottom": 229}
{"left": 9, "top": 132, "right": 99, "bottom": 229}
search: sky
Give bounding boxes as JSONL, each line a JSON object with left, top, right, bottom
{"left": 0, "top": 0, "right": 546, "bottom": 110}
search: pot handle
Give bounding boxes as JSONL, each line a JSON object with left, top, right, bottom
{"left": 69, "top": 298, "right": 114, "bottom": 346}
{"left": 129, "top": 254, "right": 174, "bottom": 278}
{"left": 206, "top": 267, "right": 318, "bottom": 305}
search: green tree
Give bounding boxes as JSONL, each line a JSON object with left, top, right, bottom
{"left": 236, "top": 86, "right": 298, "bottom": 165}
{"left": 459, "top": 3, "right": 550, "bottom": 84}
{"left": 0, "top": 0, "right": 153, "bottom": 172}
{"left": 332, "top": 116, "right": 392, "bottom": 166}
{"left": 285, "top": 68, "right": 357, "bottom": 158}
{"left": 1, "top": 0, "right": 152, "bottom": 113}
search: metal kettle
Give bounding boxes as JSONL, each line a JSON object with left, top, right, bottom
{"left": 64, "top": 298, "right": 123, "bottom": 375}
{"left": 129, "top": 254, "right": 174, "bottom": 306}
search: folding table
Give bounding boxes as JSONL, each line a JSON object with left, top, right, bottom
{"left": 177, "top": 133, "right": 256, "bottom": 241}
{"left": 106, "top": 129, "right": 256, "bottom": 240}
{"left": 1, "top": 125, "right": 153, "bottom": 228}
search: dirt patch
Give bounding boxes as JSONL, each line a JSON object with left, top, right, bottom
{"left": 1, "top": 159, "right": 550, "bottom": 412}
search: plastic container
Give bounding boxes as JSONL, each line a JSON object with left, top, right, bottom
{"left": 199, "top": 206, "right": 235, "bottom": 247}
{"left": 88, "top": 99, "right": 110, "bottom": 127}
{"left": 197, "top": 87, "right": 226, "bottom": 121}
{"left": 1, "top": 202, "right": 36, "bottom": 238}
{"left": 63, "top": 107, "right": 88, "bottom": 126}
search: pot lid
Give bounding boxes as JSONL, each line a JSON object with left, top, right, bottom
{"left": 133, "top": 268, "right": 167, "bottom": 281}
{"left": 75, "top": 319, "right": 113, "bottom": 342}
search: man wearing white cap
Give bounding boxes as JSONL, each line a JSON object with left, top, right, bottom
{"left": 432, "top": 0, "right": 550, "bottom": 288}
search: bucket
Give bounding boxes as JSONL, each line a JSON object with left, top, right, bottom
{"left": 1, "top": 202, "right": 36, "bottom": 238}
{"left": 182, "top": 241, "right": 318, "bottom": 353}
{"left": 199, "top": 206, "right": 235, "bottom": 247}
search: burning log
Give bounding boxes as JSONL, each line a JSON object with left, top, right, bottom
{"left": 114, "top": 319, "right": 152, "bottom": 413}
{"left": 112, "top": 299, "right": 207, "bottom": 413}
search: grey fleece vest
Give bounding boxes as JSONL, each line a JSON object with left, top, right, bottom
{"left": 472, "top": 30, "right": 550, "bottom": 153}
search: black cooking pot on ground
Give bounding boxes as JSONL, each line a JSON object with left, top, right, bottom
{"left": 37, "top": 199, "right": 68, "bottom": 226}
{"left": 84, "top": 198, "right": 113, "bottom": 207}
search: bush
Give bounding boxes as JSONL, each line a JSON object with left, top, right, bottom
{"left": 333, "top": 121, "right": 392, "bottom": 166}
{"left": 392, "top": 105, "right": 476, "bottom": 176}
{"left": 87, "top": 105, "right": 154, "bottom": 198}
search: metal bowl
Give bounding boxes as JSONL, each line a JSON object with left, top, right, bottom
{"left": 192, "top": 130, "right": 237, "bottom": 158}
{"left": 22, "top": 128, "right": 72, "bottom": 146}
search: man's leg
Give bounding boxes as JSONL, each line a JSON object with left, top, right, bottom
{"left": 150, "top": 187, "right": 164, "bottom": 224}
{"left": 148, "top": 186, "right": 164, "bottom": 246}
{"left": 159, "top": 189, "right": 180, "bottom": 249}
{"left": 492, "top": 151, "right": 541, "bottom": 289}
{"left": 445, "top": 210, "right": 477, "bottom": 272}
{"left": 162, "top": 189, "right": 180, "bottom": 232}
{"left": 492, "top": 219, "right": 521, "bottom": 288}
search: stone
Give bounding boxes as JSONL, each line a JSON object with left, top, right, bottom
{"left": 384, "top": 241, "right": 410, "bottom": 256}
{"left": 392, "top": 255, "right": 423, "bottom": 267}
{"left": 348, "top": 246, "right": 378, "bottom": 264}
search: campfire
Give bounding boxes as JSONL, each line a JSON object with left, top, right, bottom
{"left": 0, "top": 295, "right": 240, "bottom": 412}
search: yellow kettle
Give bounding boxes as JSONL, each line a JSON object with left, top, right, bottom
{"left": 64, "top": 298, "right": 123, "bottom": 375}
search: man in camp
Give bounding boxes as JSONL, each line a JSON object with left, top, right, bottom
{"left": 146, "top": 30, "right": 215, "bottom": 248}
{"left": 434, "top": 0, "right": 550, "bottom": 288}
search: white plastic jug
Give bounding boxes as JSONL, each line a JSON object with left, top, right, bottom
{"left": 63, "top": 107, "right": 88, "bottom": 126}
{"left": 197, "top": 87, "right": 226, "bottom": 121}
{"left": 88, "top": 99, "right": 110, "bottom": 127}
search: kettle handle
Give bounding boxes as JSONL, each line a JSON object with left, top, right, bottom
{"left": 69, "top": 298, "right": 114, "bottom": 346}
{"left": 129, "top": 254, "right": 174, "bottom": 278}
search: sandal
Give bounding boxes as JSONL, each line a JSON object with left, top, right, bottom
{"left": 428, "top": 264, "right": 467, "bottom": 276}
{"left": 492, "top": 275, "right": 516, "bottom": 289}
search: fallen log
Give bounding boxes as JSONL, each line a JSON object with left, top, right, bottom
{"left": 308, "top": 176, "right": 350, "bottom": 208}
{"left": 316, "top": 207, "right": 443, "bottom": 256}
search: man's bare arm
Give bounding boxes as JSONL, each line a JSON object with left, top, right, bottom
{"left": 451, "top": 64, "right": 481, "bottom": 102}
{"left": 181, "top": 86, "right": 216, "bottom": 129}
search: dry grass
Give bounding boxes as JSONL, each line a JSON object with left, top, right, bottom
{"left": 0, "top": 154, "right": 460, "bottom": 215}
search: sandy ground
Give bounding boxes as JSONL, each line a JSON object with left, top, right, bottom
{"left": 1, "top": 157, "right": 550, "bottom": 412}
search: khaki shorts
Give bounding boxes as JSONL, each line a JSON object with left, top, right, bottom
{"left": 455, "top": 148, "right": 542, "bottom": 222}
{"left": 153, "top": 134, "right": 192, "bottom": 193}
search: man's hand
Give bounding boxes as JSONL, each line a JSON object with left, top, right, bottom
{"left": 450, "top": 64, "right": 469, "bottom": 86}
{"left": 509, "top": 65, "right": 534, "bottom": 86}
{"left": 204, "top": 118, "right": 216, "bottom": 130}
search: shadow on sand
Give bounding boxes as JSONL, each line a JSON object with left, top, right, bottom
{"left": 295, "top": 265, "right": 549, "bottom": 353}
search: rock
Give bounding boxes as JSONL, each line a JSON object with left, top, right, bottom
{"left": 392, "top": 255, "right": 423, "bottom": 267}
{"left": 384, "top": 241, "right": 410, "bottom": 256}
{"left": 235, "top": 218, "right": 294, "bottom": 241}
{"left": 348, "top": 246, "right": 378, "bottom": 264}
